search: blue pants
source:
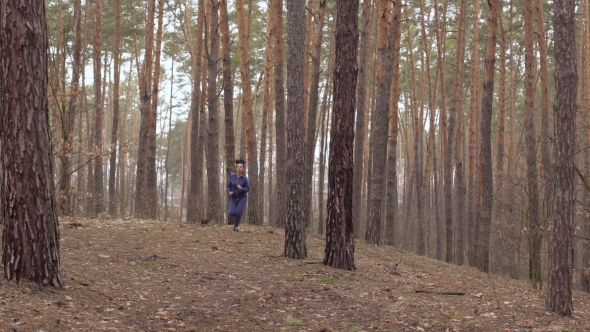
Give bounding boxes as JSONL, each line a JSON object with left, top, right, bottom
{"left": 229, "top": 198, "right": 247, "bottom": 228}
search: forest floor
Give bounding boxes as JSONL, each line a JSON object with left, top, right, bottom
{"left": 0, "top": 217, "right": 589, "bottom": 332}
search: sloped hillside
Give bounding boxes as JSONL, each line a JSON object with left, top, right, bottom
{"left": 0, "top": 218, "right": 588, "bottom": 331}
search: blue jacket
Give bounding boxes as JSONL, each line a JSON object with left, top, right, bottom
{"left": 227, "top": 172, "right": 249, "bottom": 201}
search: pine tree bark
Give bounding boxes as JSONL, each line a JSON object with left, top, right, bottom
{"left": 284, "top": 0, "right": 308, "bottom": 259}
{"left": 1, "top": 0, "right": 63, "bottom": 287}
{"left": 272, "top": 0, "right": 287, "bottom": 228}
{"left": 324, "top": 0, "right": 359, "bottom": 270}
{"left": 476, "top": 0, "right": 498, "bottom": 273}
{"left": 221, "top": 0, "right": 236, "bottom": 186}
{"left": 444, "top": 0, "right": 467, "bottom": 263}
{"left": 385, "top": 1, "right": 401, "bottom": 246}
{"left": 419, "top": 0, "right": 439, "bottom": 257}
{"left": 260, "top": 3, "right": 275, "bottom": 225}
{"left": 164, "top": 59, "right": 175, "bottom": 221}
{"left": 92, "top": 0, "right": 105, "bottom": 216}
{"left": 353, "top": 0, "right": 374, "bottom": 239}
{"left": 546, "top": 0, "right": 576, "bottom": 316}
{"left": 466, "top": 0, "right": 480, "bottom": 267}
{"left": 582, "top": 0, "right": 590, "bottom": 293}
{"left": 535, "top": 0, "right": 553, "bottom": 257}
{"left": 148, "top": 0, "right": 165, "bottom": 220}
{"left": 236, "top": 0, "right": 260, "bottom": 225}
{"left": 495, "top": 0, "right": 506, "bottom": 215}
{"left": 318, "top": 42, "right": 334, "bottom": 235}
{"left": 108, "top": 0, "right": 122, "bottom": 217}
{"left": 135, "top": 0, "right": 156, "bottom": 219}
{"left": 434, "top": 0, "right": 448, "bottom": 260}
{"left": 185, "top": 0, "right": 205, "bottom": 223}
{"left": 366, "top": 0, "right": 394, "bottom": 245}
{"left": 418, "top": 0, "right": 435, "bottom": 256}
{"left": 303, "top": 0, "right": 327, "bottom": 230}
{"left": 405, "top": 7, "right": 425, "bottom": 255}
{"left": 206, "top": 0, "right": 222, "bottom": 223}
{"left": 318, "top": 80, "right": 332, "bottom": 235}
{"left": 521, "top": 0, "right": 541, "bottom": 283}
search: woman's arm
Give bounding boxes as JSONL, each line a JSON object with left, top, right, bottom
{"left": 227, "top": 174, "right": 233, "bottom": 193}
{"left": 240, "top": 176, "right": 250, "bottom": 193}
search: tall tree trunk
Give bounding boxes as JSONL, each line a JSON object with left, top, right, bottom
{"left": 444, "top": 0, "right": 467, "bottom": 263}
{"left": 546, "top": 0, "right": 576, "bottom": 316}
{"left": 93, "top": 0, "right": 105, "bottom": 216}
{"left": 366, "top": 0, "right": 393, "bottom": 245}
{"left": 301, "top": 3, "right": 313, "bottom": 215}
{"left": 119, "top": 66, "right": 132, "bottom": 217}
{"left": 135, "top": 0, "right": 156, "bottom": 219}
{"left": 206, "top": 0, "right": 222, "bottom": 223}
{"left": 221, "top": 0, "right": 236, "bottom": 217}
{"left": 434, "top": 0, "right": 448, "bottom": 260}
{"left": 495, "top": 1, "right": 506, "bottom": 214}
{"left": 353, "top": 0, "right": 374, "bottom": 239}
{"left": 318, "top": 79, "right": 332, "bottom": 235}
{"left": 494, "top": 0, "right": 508, "bottom": 273}
{"left": 199, "top": 61, "right": 208, "bottom": 217}
{"left": 185, "top": 0, "right": 205, "bottom": 223}
{"left": 60, "top": 0, "right": 82, "bottom": 217}
{"left": 318, "top": 40, "right": 334, "bottom": 234}
{"left": 220, "top": 4, "right": 234, "bottom": 223}
{"left": 108, "top": 0, "right": 122, "bottom": 217}
{"left": 405, "top": 6, "right": 425, "bottom": 255}
{"left": 268, "top": 85, "right": 276, "bottom": 226}
{"left": 466, "top": 0, "right": 480, "bottom": 267}
{"left": 164, "top": 58, "right": 175, "bottom": 222}
{"left": 385, "top": 1, "right": 401, "bottom": 246}
{"left": 419, "top": 0, "right": 436, "bottom": 256}
{"left": 304, "top": 0, "right": 327, "bottom": 229}
{"left": 236, "top": 0, "right": 260, "bottom": 225}
{"left": 506, "top": 2, "right": 521, "bottom": 279}
{"left": 324, "top": 0, "right": 359, "bottom": 270}
{"left": 535, "top": 0, "right": 553, "bottom": 259}
{"left": 272, "top": 0, "right": 287, "bottom": 228}
{"left": 284, "top": 0, "right": 308, "bottom": 259}
{"left": 260, "top": 5, "right": 274, "bottom": 225}
{"left": 477, "top": 0, "right": 498, "bottom": 273}
{"left": 521, "top": 0, "right": 541, "bottom": 283}
{"left": 582, "top": 0, "right": 590, "bottom": 293}
{"left": 0, "top": 0, "right": 63, "bottom": 287}
{"left": 149, "top": 0, "right": 165, "bottom": 219}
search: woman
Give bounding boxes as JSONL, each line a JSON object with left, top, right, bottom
{"left": 227, "top": 159, "right": 249, "bottom": 231}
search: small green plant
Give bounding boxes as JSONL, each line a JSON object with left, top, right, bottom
{"left": 144, "top": 260, "right": 166, "bottom": 268}
{"left": 286, "top": 273, "right": 305, "bottom": 282}
{"left": 285, "top": 315, "right": 303, "bottom": 326}
{"left": 348, "top": 328, "right": 361, "bottom": 332}
{"left": 322, "top": 276, "right": 336, "bottom": 284}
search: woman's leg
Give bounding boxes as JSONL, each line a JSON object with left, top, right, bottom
{"left": 234, "top": 198, "right": 248, "bottom": 228}
{"left": 228, "top": 199, "right": 237, "bottom": 216}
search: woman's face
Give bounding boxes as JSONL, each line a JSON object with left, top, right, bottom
{"left": 236, "top": 164, "right": 244, "bottom": 173}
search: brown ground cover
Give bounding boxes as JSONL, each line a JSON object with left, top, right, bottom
{"left": 0, "top": 218, "right": 588, "bottom": 331}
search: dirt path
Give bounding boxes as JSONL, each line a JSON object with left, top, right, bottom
{"left": 0, "top": 218, "right": 588, "bottom": 331}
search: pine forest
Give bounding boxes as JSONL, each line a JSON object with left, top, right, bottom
{"left": 0, "top": 0, "right": 589, "bottom": 327}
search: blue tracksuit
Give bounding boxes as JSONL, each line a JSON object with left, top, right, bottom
{"left": 227, "top": 172, "right": 249, "bottom": 228}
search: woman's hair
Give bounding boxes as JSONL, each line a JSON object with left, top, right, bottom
{"left": 235, "top": 158, "right": 246, "bottom": 165}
